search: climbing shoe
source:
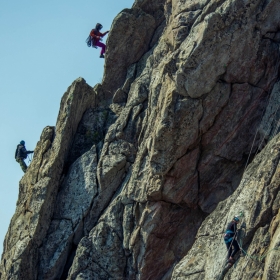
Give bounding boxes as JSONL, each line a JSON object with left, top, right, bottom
{"left": 100, "top": 54, "right": 105, "bottom": 58}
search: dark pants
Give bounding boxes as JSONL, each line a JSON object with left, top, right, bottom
{"left": 16, "top": 158, "right": 27, "bottom": 173}
{"left": 226, "top": 239, "right": 239, "bottom": 259}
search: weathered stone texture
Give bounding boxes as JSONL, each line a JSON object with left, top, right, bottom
{"left": 171, "top": 133, "right": 280, "bottom": 280}
{"left": 38, "top": 145, "right": 98, "bottom": 279}
{"left": 1, "top": 0, "right": 280, "bottom": 279}
{"left": 0, "top": 78, "right": 95, "bottom": 279}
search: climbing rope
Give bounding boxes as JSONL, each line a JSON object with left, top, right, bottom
{"left": 217, "top": 212, "right": 244, "bottom": 280}
{"left": 257, "top": 102, "right": 280, "bottom": 153}
{"left": 217, "top": 231, "right": 238, "bottom": 280}
{"left": 236, "top": 239, "right": 279, "bottom": 262}
{"left": 244, "top": 92, "right": 277, "bottom": 170}
{"left": 27, "top": 153, "right": 33, "bottom": 163}
{"left": 222, "top": 93, "right": 273, "bottom": 230}
{"left": 214, "top": 75, "right": 280, "bottom": 280}
{"left": 235, "top": 99, "right": 280, "bottom": 279}
{"left": 235, "top": 239, "right": 279, "bottom": 279}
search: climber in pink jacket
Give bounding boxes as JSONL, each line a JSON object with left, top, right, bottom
{"left": 90, "top": 23, "right": 109, "bottom": 58}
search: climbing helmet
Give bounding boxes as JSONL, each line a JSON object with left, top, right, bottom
{"left": 233, "top": 216, "right": 240, "bottom": 222}
{"left": 96, "top": 23, "right": 103, "bottom": 30}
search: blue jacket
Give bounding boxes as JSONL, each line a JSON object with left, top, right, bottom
{"left": 224, "top": 221, "right": 237, "bottom": 244}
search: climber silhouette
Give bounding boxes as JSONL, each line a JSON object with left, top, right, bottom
{"left": 15, "top": 140, "right": 34, "bottom": 173}
{"left": 224, "top": 216, "right": 240, "bottom": 266}
{"left": 90, "top": 23, "right": 109, "bottom": 58}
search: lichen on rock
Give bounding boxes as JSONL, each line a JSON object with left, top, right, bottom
{"left": 1, "top": 0, "right": 280, "bottom": 279}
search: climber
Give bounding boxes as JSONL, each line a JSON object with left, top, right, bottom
{"left": 224, "top": 216, "right": 240, "bottom": 266}
{"left": 15, "top": 140, "right": 34, "bottom": 173}
{"left": 90, "top": 23, "right": 109, "bottom": 58}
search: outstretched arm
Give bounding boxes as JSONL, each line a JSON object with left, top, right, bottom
{"left": 100, "top": 31, "right": 109, "bottom": 37}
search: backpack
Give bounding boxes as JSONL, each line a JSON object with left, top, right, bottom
{"left": 85, "top": 35, "right": 92, "bottom": 47}
{"left": 15, "top": 144, "right": 27, "bottom": 159}
{"left": 86, "top": 29, "right": 97, "bottom": 48}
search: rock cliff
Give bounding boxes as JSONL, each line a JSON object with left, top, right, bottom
{"left": 1, "top": 0, "right": 280, "bottom": 279}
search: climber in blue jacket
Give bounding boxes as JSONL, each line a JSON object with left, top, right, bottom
{"left": 224, "top": 216, "right": 240, "bottom": 265}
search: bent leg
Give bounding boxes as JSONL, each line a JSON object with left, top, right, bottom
{"left": 17, "top": 158, "right": 27, "bottom": 173}
{"left": 231, "top": 240, "right": 240, "bottom": 258}
{"left": 225, "top": 242, "right": 233, "bottom": 259}
{"left": 95, "top": 41, "right": 106, "bottom": 55}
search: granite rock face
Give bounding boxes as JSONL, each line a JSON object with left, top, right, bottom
{"left": 0, "top": 78, "right": 95, "bottom": 279}
{"left": 1, "top": 0, "right": 280, "bottom": 279}
{"left": 171, "top": 133, "right": 280, "bottom": 280}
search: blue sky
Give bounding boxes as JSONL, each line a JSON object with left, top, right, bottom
{"left": 0, "top": 0, "right": 134, "bottom": 257}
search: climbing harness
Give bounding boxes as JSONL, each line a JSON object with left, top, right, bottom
{"left": 224, "top": 230, "right": 234, "bottom": 243}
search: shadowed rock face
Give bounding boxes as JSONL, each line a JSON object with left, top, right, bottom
{"left": 171, "top": 133, "right": 280, "bottom": 280}
{"left": 1, "top": 0, "right": 280, "bottom": 279}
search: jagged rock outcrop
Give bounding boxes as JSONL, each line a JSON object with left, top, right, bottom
{"left": 1, "top": 0, "right": 280, "bottom": 279}
{"left": 0, "top": 78, "right": 96, "bottom": 279}
{"left": 102, "top": 0, "right": 165, "bottom": 99}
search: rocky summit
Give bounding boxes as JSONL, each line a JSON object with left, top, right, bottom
{"left": 1, "top": 0, "right": 280, "bottom": 279}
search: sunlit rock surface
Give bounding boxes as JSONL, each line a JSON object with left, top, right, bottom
{"left": 1, "top": 0, "right": 280, "bottom": 279}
